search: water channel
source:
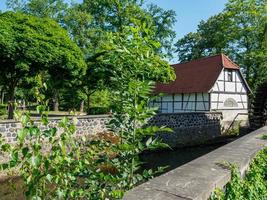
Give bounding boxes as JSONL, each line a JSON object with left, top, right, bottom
{"left": 140, "top": 140, "right": 232, "bottom": 173}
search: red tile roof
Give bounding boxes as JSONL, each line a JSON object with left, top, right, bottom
{"left": 154, "top": 54, "right": 240, "bottom": 94}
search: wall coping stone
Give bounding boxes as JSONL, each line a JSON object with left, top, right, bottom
{"left": 123, "top": 126, "right": 267, "bottom": 200}
{"left": 0, "top": 115, "right": 110, "bottom": 124}
{"left": 0, "top": 112, "right": 222, "bottom": 124}
{"left": 156, "top": 112, "right": 223, "bottom": 116}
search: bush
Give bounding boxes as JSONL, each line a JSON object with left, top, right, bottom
{"left": 211, "top": 147, "right": 267, "bottom": 200}
{"left": 88, "top": 107, "right": 110, "bottom": 115}
{"left": 0, "top": 81, "right": 171, "bottom": 199}
{"left": 0, "top": 104, "right": 7, "bottom": 116}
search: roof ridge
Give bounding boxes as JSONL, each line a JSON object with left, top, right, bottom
{"left": 221, "top": 54, "right": 239, "bottom": 68}
{"left": 172, "top": 54, "right": 222, "bottom": 67}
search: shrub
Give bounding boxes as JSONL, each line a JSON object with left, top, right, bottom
{"left": 211, "top": 147, "right": 267, "bottom": 200}
{"left": 88, "top": 107, "right": 110, "bottom": 115}
{"left": 0, "top": 104, "right": 7, "bottom": 116}
{"left": 0, "top": 80, "right": 171, "bottom": 199}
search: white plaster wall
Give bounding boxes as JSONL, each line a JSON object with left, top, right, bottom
{"left": 210, "top": 93, "right": 248, "bottom": 110}
{"left": 210, "top": 69, "right": 249, "bottom": 123}
{"left": 218, "top": 109, "right": 249, "bottom": 127}
{"left": 211, "top": 69, "right": 248, "bottom": 109}
{"left": 211, "top": 70, "right": 248, "bottom": 93}
{"left": 153, "top": 93, "right": 209, "bottom": 113}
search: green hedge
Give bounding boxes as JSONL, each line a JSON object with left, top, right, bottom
{"left": 88, "top": 107, "right": 110, "bottom": 115}
{"left": 211, "top": 147, "right": 267, "bottom": 199}
{"left": 0, "top": 104, "right": 7, "bottom": 116}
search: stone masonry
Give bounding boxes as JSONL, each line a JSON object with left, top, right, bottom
{"left": 0, "top": 112, "right": 223, "bottom": 147}
{"left": 148, "top": 112, "right": 223, "bottom": 147}
{"left": 0, "top": 115, "right": 109, "bottom": 143}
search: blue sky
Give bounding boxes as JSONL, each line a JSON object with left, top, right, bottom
{"left": 0, "top": 0, "right": 228, "bottom": 39}
{"left": 146, "top": 0, "right": 228, "bottom": 39}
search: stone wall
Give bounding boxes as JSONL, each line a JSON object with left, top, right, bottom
{"left": 148, "top": 112, "right": 223, "bottom": 147}
{"left": 0, "top": 115, "right": 109, "bottom": 143}
{"left": 0, "top": 112, "right": 234, "bottom": 147}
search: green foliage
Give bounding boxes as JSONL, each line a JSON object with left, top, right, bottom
{"left": 6, "top": 0, "right": 68, "bottom": 21}
{"left": 175, "top": 0, "right": 267, "bottom": 89}
{"left": 211, "top": 147, "right": 267, "bottom": 200}
{"left": 0, "top": 11, "right": 86, "bottom": 117}
{"left": 62, "top": 0, "right": 177, "bottom": 112}
{"left": 146, "top": 3, "right": 177, "bottom": 58}
{"left": 76, "top": 0, "right": 176, "bottom": 57}
{"left": 0, "top": 12, "right": 85, "bottom": 75}
{"left": 88, "top": 107, "right": 110, "bottom": 115}
{"left": 0, "top": 80, "right": 171, "bottom": 199}
{"left": 225, "top": 123, "right": 241, "bottom": 136}
{"left": 94, "top": 26, "right": 176, "bottom": 87}
{"left": 2, "top": 1, "right": 177, "bottom": 113}
{"left": 0, "top": 104, "right": 7, "bottom": 116}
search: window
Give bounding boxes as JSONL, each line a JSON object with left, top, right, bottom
{"left": 227, "top": 70, "right": 233, "bottom": 82}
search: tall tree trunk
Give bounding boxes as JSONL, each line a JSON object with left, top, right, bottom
{"left": 0, "top": 89, "right": 4, "bottom": 104}
{"left": 2, "top": 92, "right": 4, "bottom": 105}
{"left": 80, "top": 100, "right": 84, "bottom": 113}
{"left": 22, "top": 100, "right": 26, "bottom": 111}
{"left": 53, "top": 90, "right": 59, "bottom": 111}
{"left": 86, "top": 94, "right": 90, "bottom": 115}
{"left": 7, "top": 87, "right": 15, "bottom": 119}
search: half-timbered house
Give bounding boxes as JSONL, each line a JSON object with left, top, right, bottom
{"left": 152, "top": 54, "right": 251, "bottom": 122}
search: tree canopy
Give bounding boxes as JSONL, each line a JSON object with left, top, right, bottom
{"left": 4, "top": 0, "right": 177, "bottom": 114}
{"left": 175, "top": 0, "right": 267, "bottom": 88}
{"left": 0, "top": 11, "right": 86, "bottom": 118}
{"left": 6, "top": 0, "right": 68, "bottom": 21}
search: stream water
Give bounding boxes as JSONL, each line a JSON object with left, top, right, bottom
{"left": 140, "top": 142, "right": 228, "bottom": 173}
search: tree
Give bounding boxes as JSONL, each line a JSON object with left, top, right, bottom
{"left": 76, "top": 0, "right": 177, "bottom": 57}
{"left": 5, "top": 0, "right": 177, "bottom": 112}
{"left": 146, "top": 4, "right": 177, "bottom": 58}
{"left": 0, "top": 23, "right": 174, "bottom": 200}
{"left": 0, "top": 12, "right": 86, "bottom": 118}
{"left": 63, "top": 0, "right": 177, "bottom": 112}
{"left": 175, "top": 0, "right": 267, "bottom": 89}
{"left": 175, "top": 32, "right": 203, "bottom": 63}
{"left": 6, "top": 0, "right": 68, "bottom": 21}
{"left": 94, "top": 25, "right": 176, "bottom": 96}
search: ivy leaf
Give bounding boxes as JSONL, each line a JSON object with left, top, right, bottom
{"left": 46, "top": 174, "right": 52, "bottom": 182}
{"left": 22, "top": 147, "right": 29, "bottom": 157}
{"left": 17, "top": 129, "right": 28, "bottom": 143}
{"left": 31, "top": 155, "right": 41, "bottom": 168}
{"left": 145, "top": 137, "right": 152, "bottom": 147}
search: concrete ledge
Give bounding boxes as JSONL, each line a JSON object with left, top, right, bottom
{"left": 0, "top": 114, "right": 110, "bottom": 124}
{"left": 123, "top": 126, "right": 267, "bottom": 200}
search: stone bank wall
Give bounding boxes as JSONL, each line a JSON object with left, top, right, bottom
{"left": 0, "top": 112, "right": 223, "bottom": 147}
{"left": 0, "top": 115, "right": 109, "bottom": 143}
{"left": 148, "top": 112, "right": 223, "bottom": 147}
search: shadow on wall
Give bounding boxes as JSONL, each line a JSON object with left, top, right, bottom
{"left": 147, "top": 112, "right": 223, "bottom": 148}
